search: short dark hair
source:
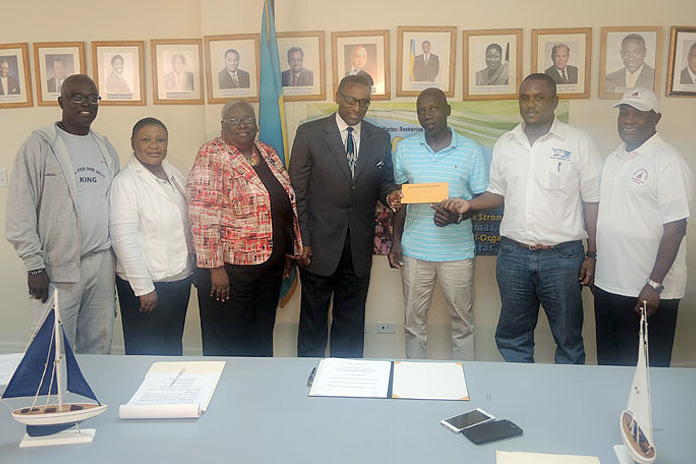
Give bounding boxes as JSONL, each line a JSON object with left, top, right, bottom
{"left": 521, "top": 73, "right": 557, "bottom": 96}
{"left": 171, "top": 53, "right": 186, "bottom": 64}
{"left": 338, "top": 73, "right": 372, "bottom": 92}
{"left": 287, "top": 46, "right": 303, "bottom": 62}
{"left": 689, "top": 42, "right": 696, "bottom": 55}
{"left": 60, "top": 74, "right": 96, "bottom": 95}
{"left": 421, "top": 40, "right": 431, "bottom": 47}
{"left": 417, "top": 87, "right": 447, "bottom": 106}
{"left": 224, "top": 49, "right": 240, "bottom": 59}
{"left": 486, "top": 43, "right": 503, "bottom": 55}
{"left": 622, "top": 33, "right": 646, "bottom": 48}
{"left": 111, "top": 55, "right": 124, "bottom": 66}
{"left": 132, "top": 117, "right": 168, "bottom": 138}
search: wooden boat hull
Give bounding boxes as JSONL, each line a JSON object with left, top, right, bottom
{"left": 11, "top": 403, "right": 107, "bottom": 427}
{"left": 620, "top": 410, "right": 656, "bottom": 463}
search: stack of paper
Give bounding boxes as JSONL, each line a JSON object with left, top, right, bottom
{"left": 119, "top": 361, "right": 225, "bottom": 419}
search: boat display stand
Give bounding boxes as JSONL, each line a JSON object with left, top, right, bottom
{"left": 19, "top": 427, "right": 96, "bottom": 448}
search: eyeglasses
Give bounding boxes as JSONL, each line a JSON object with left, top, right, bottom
{"left": 338, "top": 91, "right": 370, "bottom": 109}
{"left": 63, "top": 93, "right": 101, "bottom": 105}
{"left": 222, "top": 116, "right": 256, "bottom": 126}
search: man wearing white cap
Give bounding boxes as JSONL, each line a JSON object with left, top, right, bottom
{"left": 594, "top": 88, "right": 693, "bottom": 367}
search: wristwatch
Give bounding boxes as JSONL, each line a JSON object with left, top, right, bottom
{"left": 585, "top": 251, "right": 597, "bottom": 259}
{"left": 647, "top": 279, "right": 664, "bottom": 294}
{"left": 455, "top": 214, "right": 464, "bottom": 224}
{"left": 27, "top": 268, "right": 46, "bottom": 276}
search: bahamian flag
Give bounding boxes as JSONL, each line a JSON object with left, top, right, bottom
{"left": 409, "top": 39, "right": 416, "bottom": 81}
{"left": 259, "top": 0, "right": 288, "bottom": 166}
{"left": 259, "top": 0, "right": 297, "bottom": 306}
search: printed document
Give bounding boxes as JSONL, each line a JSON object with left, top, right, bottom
{"left": 119, "top": 361, "right": 225, "bottom": 419}
{"left": 309, "top": 358, "right": 391, "bottom": 398}
{"left": 497, "top": 451, "right": 600, "bottom": 464}
{"left": 391, "top": 361, "right": 469, "bottom": 400}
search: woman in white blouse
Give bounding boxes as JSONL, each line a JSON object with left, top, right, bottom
{"left": 110, "top": 118, "right": 192, "bottom": 355}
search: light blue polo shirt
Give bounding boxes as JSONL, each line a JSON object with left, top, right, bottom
{"left": 393, "top": 130, "right": 488, "bottom": 261}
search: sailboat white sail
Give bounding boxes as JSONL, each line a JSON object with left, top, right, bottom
{"left": 619, "top": 302, "right": 656, "bottom": 463}
{"left": 1, "top": 290, "right": 107, "bottom": 438}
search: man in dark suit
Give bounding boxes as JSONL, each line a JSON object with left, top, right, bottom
{"left": 289, "top": 74, "right": 401, "bottom": 358}
{"left": 218, "top": 49, "right": 250, "bottom": 89}
{"left": 679, "top": 42, "right": 696, "bottom": 85}
{"left": 605, "top": 34, "right": 655, "bottom": 94}
{"left": 46, "top": 58, "right": 67, "bottom": 93}
{"left": 281, "top": 47, "right": 314, "bottom": 87}
{"left": 412, "top": 40, "right": 439, "bottom": 82}
{"left": 0, "top": 59, "right": 20, "bottom": 94}
{"left": 544, "top": 43, "right": 578, "bottom": 84}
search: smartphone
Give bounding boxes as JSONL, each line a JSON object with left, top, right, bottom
{"left": 440, "top": 408, "right": 495, "bottom": 433}
{"left": 462, "top": 419, "right": 523, "bottom": 444}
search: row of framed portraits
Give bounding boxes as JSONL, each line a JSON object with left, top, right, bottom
{"left": 1, "top": 26, "right": 695, "bottom": 109}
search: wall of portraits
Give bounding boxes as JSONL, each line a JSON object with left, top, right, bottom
{"left": 0, "top": 0, "right": 695, "bottom": 365}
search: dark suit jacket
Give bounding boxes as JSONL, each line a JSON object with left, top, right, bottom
{"left": 680, "top": 67, "right": 695, "bottom": 85}
{"left": 282, "top": 68, "right": 314, "bottom": 86}
{"left": 288, "top": 114, "right": 395, "bottom": 277}
{"left": 47, "top": 77, "right": 63, "bottom": 93}
{"left": 544, "top": 65, "right": 579, "bottom": 84}
{"left": 0, "top": 75, "right": 20, "bottom": 94}
{"left": 412, "top": 54, "right": 439, "bottom": 82}
{"left": 604, "top": 64, "right": 654, "bottom": 94}
{"left": 219, "top": 68, "right": 250, "bottom": 89}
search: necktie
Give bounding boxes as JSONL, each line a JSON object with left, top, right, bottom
{"left": 233, "top": 73, "right": 239, "bottom": 87}
{"left": 292, "top": 73, "right": 298, "bottom": 86}
{"left": 346, "top": 127, "right": 356, "bottom": 178}
{"left": 561, "top": 69, "right": 569, "bottom": 84}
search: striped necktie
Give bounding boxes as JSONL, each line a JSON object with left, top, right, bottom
{"left": 346, "top": 127, "right": 356, "bottom": 178}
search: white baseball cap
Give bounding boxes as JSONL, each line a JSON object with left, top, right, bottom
{"left": 613, "top": 87, "right": 660, "bottom": 113}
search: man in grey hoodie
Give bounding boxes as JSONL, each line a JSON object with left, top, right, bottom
{"left": 6, "top": 74, "right": 120, "bottom": 354}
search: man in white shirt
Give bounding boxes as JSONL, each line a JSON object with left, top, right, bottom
{"left": 440, "top": 73, "right": 602, "bottom": 364}
{"left": 0, "top": 58, "right": 20, "bottom": 94}
{"left": 594, "top": 88, "right": 692, "bottom": 367}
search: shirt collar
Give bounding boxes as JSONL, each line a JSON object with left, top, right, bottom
{"left": 513, "top": 117, "right": 564, "bottom": 143}
{"left": 618, "top": 132, "right": 661, "bottom": 158}
{"left": 419, "top": 128, "right": 458, "bottom": 152}
{"left": 626, "top": 63, "right": 645, "bottom": 78}
{"left": 335, "top": 112, "right": 361, "bottom": 134}
{"left": 688, "top": 67, "right": 696, "bottom": 83}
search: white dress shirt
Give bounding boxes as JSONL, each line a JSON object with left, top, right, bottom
{"left": 335, "top": 112, "right": 361, "bottom": 155}
{"left": 487, "top": 118, "right": 602, "bottom": 245}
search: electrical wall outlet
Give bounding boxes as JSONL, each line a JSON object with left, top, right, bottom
{"left": 376, "top": 323, "right": 396, "bottom": 334}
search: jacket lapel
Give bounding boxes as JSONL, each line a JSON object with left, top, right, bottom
{"left": 323, "top": 115, "right": 352, "bottom": 181}
{"left": 353, "top": 122, "right": 374, "bottom": 181}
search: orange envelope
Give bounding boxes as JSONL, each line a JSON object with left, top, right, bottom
{"left": 401, "top": 182, "right": 449, "bottom": 204}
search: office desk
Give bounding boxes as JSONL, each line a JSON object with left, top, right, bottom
{"left": 0, "top": 356, "right": 692, "bottom": 463}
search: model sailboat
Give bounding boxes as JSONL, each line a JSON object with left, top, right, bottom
{"left": 1, "top": 290, "right": 107, "bottom": 441}
{"left": 619, "top": 301, "right": 656, "bottom": 463}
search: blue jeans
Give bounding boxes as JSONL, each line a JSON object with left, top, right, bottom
{"left": 495, "top": 237, "right": 586, "bottom": 364}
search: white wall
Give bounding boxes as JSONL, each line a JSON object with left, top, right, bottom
{"left": 1, "top": 0, "right": 694, "bottom": 366}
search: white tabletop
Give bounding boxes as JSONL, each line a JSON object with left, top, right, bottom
{"left": 0, "top": 355, "right": 692, "bottom": 463}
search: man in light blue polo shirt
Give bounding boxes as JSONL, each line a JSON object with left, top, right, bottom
{"left": 389, "top": 88, "right": 487, "bottom": 360}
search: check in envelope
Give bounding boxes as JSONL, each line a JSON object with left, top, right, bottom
{"left": 401, "top": 182, "right": 449, "bottom": 204}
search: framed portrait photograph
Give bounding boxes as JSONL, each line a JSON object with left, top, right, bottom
{"left": 463, "top": 29, "right": 522, "bottom": 101}
{"left": 0, "top": 42, "right": 33, "bottom": 109}
{"left": 532, "top": 28, "right": 592, "bottom": 99}
{"left": 331, "top": 30, "right": 390, "bottom": 100}
{"left": 397, "top": 26, "right": 456, "bottom": 97}
{"left": 33, "top": 41, "right": 85, "bottom": 106}
{"left": 92, "top": 41, "right": 145, "bottom": 106}
{"left": 666, "top": 26, "right": 696, "bottom": 97}
{"left": 152, "top": 39, "right": 204, "bottom": 105}
{"left": 599, "top": 26, "right": 661, "bottom": 99}
{"left": 204, "top": 34, "right": 259, "bottom": 104}
{"left": 277, "top": 31, "right": 325, "bottom": 101}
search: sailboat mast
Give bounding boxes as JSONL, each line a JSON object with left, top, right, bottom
{"left": 53, "top": 289, "right": 64, "bottom": 410}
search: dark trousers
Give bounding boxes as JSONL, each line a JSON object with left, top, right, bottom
{"left": 116, "top": 276, "right": 191, "bottom": 356}
{"left": 593, "top": 286, "right": 679, "bottom": 367}
{"left": 196, "top": 258, "right": 284, "bottom": 357}
{"left": 297, "top": 234, "right": 370, "bottom": 358}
